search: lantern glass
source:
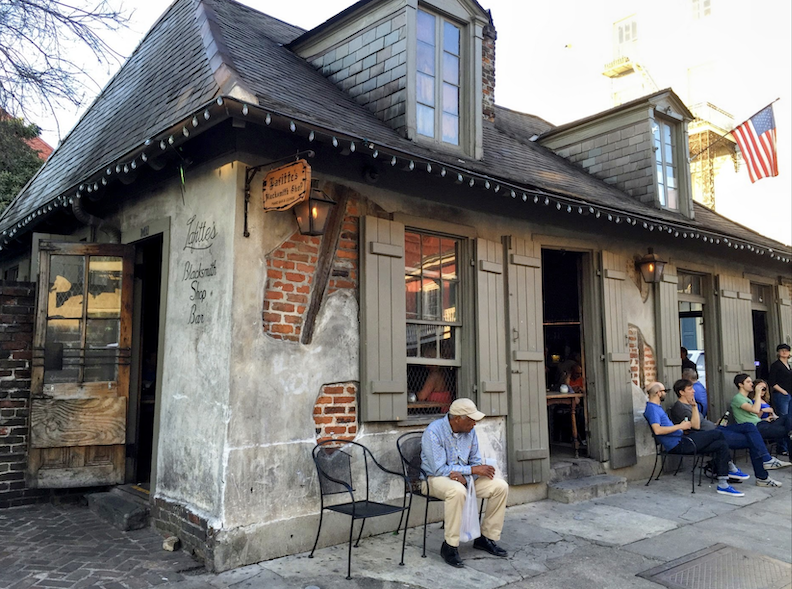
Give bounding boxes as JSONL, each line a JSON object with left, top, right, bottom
{"left": 637, "top": 249, "right": 667, "bottom": 283}
{"left": 294, "top": 190, "right": 335, "bottom": 236}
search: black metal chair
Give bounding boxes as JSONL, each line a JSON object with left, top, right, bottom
{"left": 309, "top": 439, "right": 409, "bottom": 580}
{"left": 644, "top": 414, "right": 710, "bottom": 493}
{"left": 395, "top": 431, "right": 486, "bottom": 558}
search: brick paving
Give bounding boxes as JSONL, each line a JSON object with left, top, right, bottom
{"left": 0, "top": 503, "right": 203, "bottom": 589}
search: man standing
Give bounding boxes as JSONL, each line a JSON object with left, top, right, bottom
{"left": 768, "top": 343, "right": 791, "bottom": 455}
{"left": 731, "top": 374, "right": 792, "bottom": 452}
{"left": 421, "top": 398, "right": 509, "bottom": 567}
{"left": 669, "top": 378, "right": 787, "bottom": 487}
{"left": 644, "top": 381, "right": 743, "bottom": 496}
{"left": 681, "top": 347, "right": 697, "bottom": 373}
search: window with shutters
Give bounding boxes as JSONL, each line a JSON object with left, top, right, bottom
{"left": 405, "top": 230, "right": 462, "bottom": 417}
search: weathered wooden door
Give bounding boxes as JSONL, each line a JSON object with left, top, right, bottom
{"left": 28, "top": 242, "right": 134, "bottom": 488}
{"left": 504, "top": 236, "right": 549, "bottom": 484}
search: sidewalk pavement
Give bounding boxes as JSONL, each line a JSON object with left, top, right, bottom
{"left": 2, "top": 455, "right": 790, "bottom": 589}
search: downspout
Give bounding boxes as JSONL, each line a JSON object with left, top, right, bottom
{"left": 72, "top": 195, "right": 121, "bottom": 243}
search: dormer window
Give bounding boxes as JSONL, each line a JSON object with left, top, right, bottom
{"left": 416, "top": 9, "right": 461, "bottom": 146}
{"left": 653, "top": 119, "right": 679, "bottom": 210}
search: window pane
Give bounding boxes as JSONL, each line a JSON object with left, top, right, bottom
{"left": 442, "top": 113, "right": 459, "bottom": 145}
{"left": 405, "top": 232, "right": 422, "bottom": 319}
{"left": 44, "top": 319, "right": 81, "bottom": 384}
{"left": 417, "top": 72, "right": 435, "bottom": 105}
{"left": 664, "top": 143, "right": 674, "bottom": 164}
{"left": 417, "top": 10, "right": 435, "bottom": 44}
{"left": 443, "top": 22, "right": 460, "bottom": 55}
{"left": 417, "top": 104, "right": 435, "bottom": 137}
{"left": 443, "top": 280, "right": 458, "bottom": 322}
{"left": 422, "top": 279, "right": 441, "bottom": 320}
{"left": 417, "top": 41, "right": 435, "bottom": 75}
{"left": 666, "top": 188, "right": 678, "bottom": 210}
{"left": 666, "top": 166, "right": 676, "bottom": 188}
{"left": 440, "top": 239, "right": 457, "bottom": 280}
{"left": 84, "top": 319, "right": 120, "bottom": 382}
{"left": 438, "top": 325, "right": 456, "bottom": 359}
{"left": 406, "top": 323, "right": 420, "bottom": 357}
{"left": 442, "top": 83, "right": 459, "bottom": 115}
{"left": 657, "top": 185, "right": 666, "bottom": 207}
{"left": 443, "top": 53, "right": 459, "bottom": 85}
{"left": 421, "top": 234, "right": 441, "bottom": 278}
{"left": 48, "top": 255, "right": 84, "bottom": 319}
{"left": 406, "top": 276, "right": 420, "bottom": 320}
{"left": 87, "top": 256, "right": 122, "bottom": 319}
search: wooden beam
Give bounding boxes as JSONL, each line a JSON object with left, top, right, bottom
{"left": 300, "top": 183, "right": 351, "bottom": 345}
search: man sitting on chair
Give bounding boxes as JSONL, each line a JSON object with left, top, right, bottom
{"left": 421, "top": 398, "right": 509, "bottom": 568}
{"left": 669, "top": 378, "right": 787, "bottom": 487}
{"left": 644, "top": 381, "right": 743, "bottom": 496}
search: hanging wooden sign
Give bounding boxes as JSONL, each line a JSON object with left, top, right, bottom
{"left": 262, "top": 160, "right": 311, "bottom": 211}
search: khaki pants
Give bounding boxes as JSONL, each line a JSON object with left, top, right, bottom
{"left": 423, "top": 475, "right": 508, "bottom": 547}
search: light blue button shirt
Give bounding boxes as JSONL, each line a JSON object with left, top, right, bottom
{"left": 420, "top": 415, "right": 482, "bottom": 477}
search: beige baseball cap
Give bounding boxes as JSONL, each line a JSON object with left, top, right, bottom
{"left": 449, "top": 398, "right": 485, "bottom": 421}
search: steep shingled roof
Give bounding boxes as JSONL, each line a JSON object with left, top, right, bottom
{"left": 0, "top": 0, "right": 788, "bottom": 255}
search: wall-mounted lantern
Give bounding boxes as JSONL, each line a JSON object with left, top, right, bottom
{"left": 636, "top": 248, "right": 666, "bottom": 283}
{"left": 293, "top": 183, "right": 336, "bottom": 236}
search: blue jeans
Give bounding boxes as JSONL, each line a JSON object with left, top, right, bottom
{"left": 772, "top": 392, "right": 790, "bottom": 452}
{"left": 718, "top": 422, "right": 771, "bottom": 479}
{"left": 756, "top": 412, "right": 792, "bottom": 454}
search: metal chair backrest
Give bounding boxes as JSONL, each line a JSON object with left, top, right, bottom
{"left": 313, "top": 441, "right": 358, "bottom": 498}
{"left": 396, "top": 432, "right": 425, "bottom": 493}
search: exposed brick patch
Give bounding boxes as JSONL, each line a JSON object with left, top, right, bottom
{"left": 327, "top": 199, "right": 359, "bottom": 296}
{"left": 263, "top": 198, "right": 360, "bottom": 341}
{"left": 0, "top": 281, "right": 49, "bottom": 508}
{"left": 151, "top": 496, "right": 214, "bottom": 569}
{"left": 263, "top": 234, "right": 321, "bottom": 341}
{"left": 482, "top": 20, "right": 497, "bottom": 122}
{"left": 628, "top": 324, "right": 656, "bottom": 389}
{"left": 314, "top": 382, "right": 358, "bottom": 444}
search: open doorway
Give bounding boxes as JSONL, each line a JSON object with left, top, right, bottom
{"left": 678, "top": 271, "right": 708, "bottom": 416}
{"left": 751, "top": 283, "right": 771, "bottom": 380}
{"left": 130, "top": 235, "right": 163, "bottom": 487}
{"left": 542, "top": 249, "right": 588, "bottom": 458}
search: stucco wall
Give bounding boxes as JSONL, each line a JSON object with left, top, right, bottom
{"left": 112, "top": 162, "right": 239, "bottom": 520}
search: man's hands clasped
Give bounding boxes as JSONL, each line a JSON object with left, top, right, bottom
{"left": 449, "top": 464, "right": 495, "bottom": 486}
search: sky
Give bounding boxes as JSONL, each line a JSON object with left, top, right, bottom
{"left": 33, "top": 0, "right": 792, "bottom": 244}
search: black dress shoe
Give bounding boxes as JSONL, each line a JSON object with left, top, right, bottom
{"left": 440, "top": 541, "right": 464, "bottom": 567}
{"left": 473, "top": 536, "right": 508, "bottom": 557}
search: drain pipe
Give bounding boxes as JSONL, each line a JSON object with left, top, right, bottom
{"left": 72, "top": 195, "right": 122, "bottom": 243}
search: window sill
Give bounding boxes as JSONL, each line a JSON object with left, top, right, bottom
{"left": 397, "top": 415, "right": 441, "bottom": 427}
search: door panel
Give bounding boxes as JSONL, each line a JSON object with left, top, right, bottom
{"left": 28, "top": 241, "right": 134, "bottom": 488}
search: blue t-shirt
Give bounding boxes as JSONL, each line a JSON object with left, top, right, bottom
{"left": 693, "top": 381, "right": 708, "bottom": 418}
{"left": 644, "top": 402, "right": 682, "bottom": 451}
{"left": 759, "top": 402, "right": 772, "bottom": 419}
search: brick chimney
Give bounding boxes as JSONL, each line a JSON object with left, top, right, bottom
{"left": 482, "top": 11, "right": 496, "bottom": 122}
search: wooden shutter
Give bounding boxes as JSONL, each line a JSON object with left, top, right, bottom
{"left": 505, "top": 237, "right": 549, "bottom": 484}
{"left": 600, "top": 251, "right": 636, "bottom": 469}
{"left": 778, "top": 284, "right": 792, "bottom": 346}
{"left": 654, "top": 266, "right": 681, "bottom": 386}
{"left": 360, "top": 216, "right": 407, "bottom": 421}
{"left": 475, "top": 237, "right": 507, "bottom": 416}
{"left": 716, "top": 274, "right": 754, "bottom": 397}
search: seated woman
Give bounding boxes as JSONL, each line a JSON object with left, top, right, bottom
{"left": 417, "top": 365, "right": 452, "bottom": 413}
{"left": 569, "top": 365, "right": 585, "bottom": 393}
{"left": 751, "top": 379, "right": 778, "bottom": 421}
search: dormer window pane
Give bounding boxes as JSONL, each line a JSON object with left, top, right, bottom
{"left": 417, "top": 42, "right": 435, "bottom": 75}
{"left": 443, "top": 22, "right": 459, "bottom": 54}
{"left": 416, "top": 9, "right": 460, "bottom": 147}
{"left": 417, "top": 10, "right": 435, "bottom": 43}
{"left": 443, "top": 54, "right": 459, "bottom": 84}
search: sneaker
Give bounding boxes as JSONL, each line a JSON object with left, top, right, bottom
{"left": 716, "top": 485, "right": 745, "bottom": 497}
{"left": 756, "top": 477, "right": 783, "bottom": 487}
{"left": 728, "top": 467, "right": 750, "bottom": 481}
{"left": 764, "top": 457, "right": 792, "bottom": 470}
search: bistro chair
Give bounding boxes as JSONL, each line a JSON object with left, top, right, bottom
{"left": 395, "top": 431, "right": 486, "bottom": 557}
{"left": 644, "top": 414, "right": 712, "bottom": 493}
{"left": 309, "top": 439, "right": 409, "bottom": 580}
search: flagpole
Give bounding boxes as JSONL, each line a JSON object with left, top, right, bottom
{"left": 689, "top": 98, "right": 780, "bottom": 162}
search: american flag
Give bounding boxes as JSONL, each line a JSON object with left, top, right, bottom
{"left": 731, "top": 105, "right": 778, "bottom": 183}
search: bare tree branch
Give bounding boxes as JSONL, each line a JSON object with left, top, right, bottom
{"left": 0, "top": 0, "right": 130, "bottom": 125}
